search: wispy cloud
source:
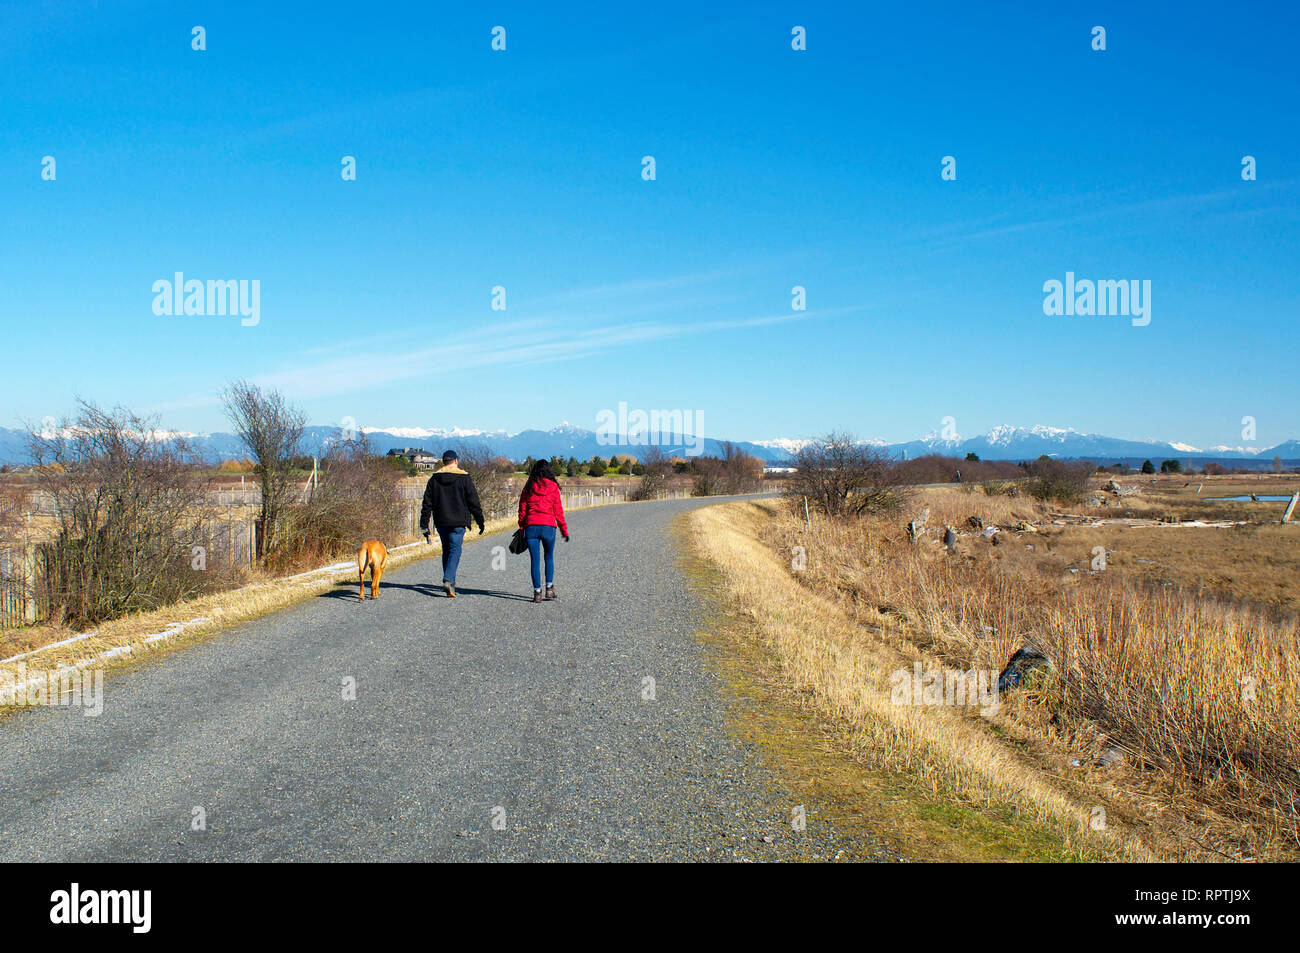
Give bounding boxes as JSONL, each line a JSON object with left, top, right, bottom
{"left": 247, "top": 306, "right": 858, "bottom": 402}
{"left": 552, "top": 269, "right": 737, "bottom": 302}
{"left": 908, "top": 180, "right": 1299, "bottom": 249}
{"left": 151, "top": 260, "right": 863, "bottom": 417}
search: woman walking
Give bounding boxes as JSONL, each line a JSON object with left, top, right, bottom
{"left": 517, "top": 460, "right": 569, "bottom": 603}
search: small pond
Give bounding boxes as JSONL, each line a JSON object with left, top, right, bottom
{"left": 1205, "top": 495, "right": 1294, "bottom": 502}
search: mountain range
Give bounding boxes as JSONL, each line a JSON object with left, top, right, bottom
{"left": 1, "top": 423, "right": 1296, "bottom": 469}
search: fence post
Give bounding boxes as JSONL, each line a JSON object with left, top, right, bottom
{"left": 23, "top": 545, "right": 37, "bottom": 625}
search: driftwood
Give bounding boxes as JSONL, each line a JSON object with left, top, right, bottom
{"left": 906, "top": 507, "right": 930, "bottom": 543}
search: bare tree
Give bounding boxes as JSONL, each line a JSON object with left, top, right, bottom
{"left": 1027, "top": 457, "right": 1092, "bottom": 503}
{"left": 630, "top": 446, "right": 673, "bottom": 501}
{"left": 454, "top": 445, "right": 515, "bottom": 521}
{"left": 786, "top": 432, "right": 905, "bottom": 517}
{"left": 220, "top": 380, "right": 307, "bottom": 561}
{"left": 27, "top": 400, "right": 210, "bottom": 625}
{"left": 720, "top": 441, "right": 764, "bottom": 493}
{"left": 276, "top": 433, "right": 403, "bottom": 567}
{"left": 690, "top": 441, "right": 764, "bottom": 497}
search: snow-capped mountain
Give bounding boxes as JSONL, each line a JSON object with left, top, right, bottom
{"left": 0, "top": 423, "right": 1296, "bottom": 468}
{"left": 361, "top": 426, "right": 507, "bottom": 441}
{"left": 1263, "top": 439, "right": 1300, "bottom": 459}
{"left": 752, "top": 438, "right": 817, "bottom": 455}
{"left": 985, "top": 424, "right": 1076, "bottom": 446}
{"left": 888, "top": 425, "right": 1294, "bottom": 466}
{"left": 1208, "top": 445, "right": 1264, "bottom": 455}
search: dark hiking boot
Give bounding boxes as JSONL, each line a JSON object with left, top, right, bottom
{"left": 532, "top": 590, "right": 544, "bottom": 603}
{"left": 545, "top": 585, "right": 557, "bottom": 600}
{"left": 445, "top": 583, "right": 456, "bottom": 598}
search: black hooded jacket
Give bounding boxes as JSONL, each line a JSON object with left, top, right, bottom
{"left": 419, "top": 465, "right": 486, "bottom": 531}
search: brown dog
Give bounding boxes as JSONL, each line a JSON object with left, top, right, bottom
{"left": 357, "top": 539, "right": 388, "bottom": 601}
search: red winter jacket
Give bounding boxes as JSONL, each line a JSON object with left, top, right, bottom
{"left": 518, "top": 478, "right": 569, "bottom": 535}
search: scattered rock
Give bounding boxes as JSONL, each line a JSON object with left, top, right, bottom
{"left": 1097, "top": 746, "right": 1124, "bottom": 767}
{"left": 1104, "top": 481, "right": 1142, "bottom": 497}
{"left": 967, "top": 515, "right": 984, "bottom": 530}
{"left": 997, "top": 645, "right": 1054, "bottom": 693}
{"left": 906, "top": 508, "right": 930, "bottom": 543}
{"left": 943, "top": 526, "right": 957, "bottom": 554}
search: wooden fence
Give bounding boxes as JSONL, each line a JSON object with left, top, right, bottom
{"left": 0, "top": 546, "right": 52, "bottom": 628}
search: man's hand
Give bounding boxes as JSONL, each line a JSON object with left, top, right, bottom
{"left": 422, "top": 530, "right": 431, "bottom": 544}
{"left": 477, "top": 524, "right": 485, "bottom": 535}
{"left": 563, "top": 533, "right": 571, "bottom": 543}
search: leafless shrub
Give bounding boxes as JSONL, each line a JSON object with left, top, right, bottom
{"left": 690, "top": 442, "right": 763, "bottom": 497}
{"left": 0, "top": 481, "right": 23, "bottom": 547}
{"left": 786, "top": 432, "right": 906, "bottom": 517}
{"left": 271, "top": 434, "right": 403, "bottom": 570}
{"left": 894, "top": 454, "right": 1024, "bottom": 485}
{"left": 631, "top": 447, "right": 674, "bottom": 501}
{"left": 220, "top": 379, "right": 307, "bottom": 562}
{"left": 1027, "top": 457, "right": 1093, "bottom": 504}
{"left": 26, "top": 400, "right": 212, "bottom": 626}
{"left": 454, "top": 445, "right": 515, "bottom": 520}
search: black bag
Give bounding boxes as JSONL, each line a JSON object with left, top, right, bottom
{"left": 508, "top": 529, "right": 528, "bottom": 555}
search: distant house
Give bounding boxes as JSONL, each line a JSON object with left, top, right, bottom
{"left": 386, "top": 447, "right": 438, "bottom": 469}
{"left": 763, "top": 466, "right": 797, "bottom": 475}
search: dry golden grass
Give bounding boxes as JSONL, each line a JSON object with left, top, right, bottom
{"left": 1093, "top": 474, "right": 1300, "bottom": 524}
{"left": 913, "top": 484, "right": 1048, "bottom": 528}
{"left": 0, "top": 515, "right": 519, "bottom": 691}
{"left": 739, "top": 490, "right": 1300, "bottom": 860}
{"left": 916, "top": 479, "right": 1300, "bottom": 614}
{"left": 994, "top": 521, "right": 1300, "bottom": 615}
{"left": 685, "top": 500, "right": 1161, "bottom": 861}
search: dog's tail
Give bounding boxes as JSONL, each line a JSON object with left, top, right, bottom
{"left": 358, "top": 545, "right": 371, "bottom": 576}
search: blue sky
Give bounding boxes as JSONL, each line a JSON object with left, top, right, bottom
{"left": 2, "top": 1, "right": 1296, "bottom": 449}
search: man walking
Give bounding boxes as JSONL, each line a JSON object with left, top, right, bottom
{"left": 418, "top": 450, "right": 486, "bottom": 598}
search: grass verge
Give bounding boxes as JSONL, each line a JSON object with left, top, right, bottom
{"left": 679, "top": 502, "right": 1130, "bottom": 861}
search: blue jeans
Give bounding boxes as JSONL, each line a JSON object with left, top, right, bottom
{"left": 525, "top": 525, "right": 556, "bottom": 590}
{"left": 437, "top": 525, "right": 466, "bottom": 584}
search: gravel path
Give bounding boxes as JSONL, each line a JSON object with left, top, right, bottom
{"left": 0, "top": 496, "right": 865, "bottom": 861}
